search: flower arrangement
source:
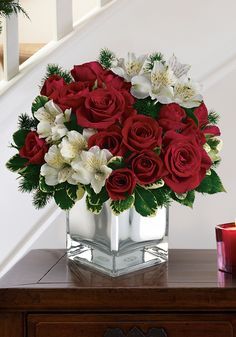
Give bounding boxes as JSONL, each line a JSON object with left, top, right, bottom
{"left": 6, "top": 49, "right": 225, "bottom": 216}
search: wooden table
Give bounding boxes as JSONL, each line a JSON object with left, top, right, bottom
{"left": 0, "top": 249, "right": 236, "bottom": 337}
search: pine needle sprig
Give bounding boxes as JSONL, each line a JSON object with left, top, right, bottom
{"left": 42, "top": 64, "right": 72, "bottom": 84}
{"left": 208, "top": 110, "right": 220, "bottom": 125}
{"left": 0, "top": 1, "right": 29, "bottom": 32}
{"left": 18, "top": 113, "right": 38, "bottom": 130}
{"left": 144, "top": 52, "right": 164, "bottom": 71}
{"left": 33, "top": 189, "right": 53, "bottom": 209}
{"left": 19, "top": 176, "right": 38, "bottom": 193}
{"left": 98, "top": 48, "right": 117, "bottom": 69}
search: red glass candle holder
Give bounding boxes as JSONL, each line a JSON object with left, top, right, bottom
{"left": 216, "top": 223, "right": 236, "bottom": 273}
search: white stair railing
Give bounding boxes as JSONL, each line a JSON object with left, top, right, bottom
{"left": 1, "top": 0, "right": 113, "bottom": 83}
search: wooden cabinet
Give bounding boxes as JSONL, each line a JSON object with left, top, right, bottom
{"left": 1, "top": 249, "right": 236, "bottom": 337}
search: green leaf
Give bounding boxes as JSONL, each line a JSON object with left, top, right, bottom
{"left": 13, "top": 129, "right": 29, "bottom": 148}
{"left": 64, "top": 113, "right": 83, "bottom": 133}
{"left": 85, "top": 186, "right": 109, "bottom": 214}
{"left": 172, "top": 190, "right": 195, "bottom": 208}
{"left": 6, "top": 154, "right": 28, "bottom": 172}
{"left": 31, "top": 95, "right": 49, "bottom": 114}
{"left": 33, "top": 189, "right": 52, "bottom": 209}
{"left": 107, "top": 156, "right": 125, "bottom": 170}
{"left": 86, "top": 195, "right": 103, "bottom": 214}
{"left": 54, "top": 189, "right": 75, "bottom": 210}
{"left": 66, "top": 184, "right": 85, "bottom": 201}
{"left": 19, "top": 164, "right": 40, "bottom": 178}
{"left": 141, "top": 179, "right": 164, "bottom": 190}
{"left": 134, "top": 97, "right": 161, "bottom": 119}
{"left": 39, "top": 176, "right": 54, "bottom": 193}
{"left": 134, "top": 186, "right": 158, "bottom": 217}
{"left": 110, "top": 195, "right": 135, "bottom": 215}
{"left": 185, "top": 107, "right": 199, "bottom": 126}
{"left": 196, "top": 169, "right": 226, "bottom": 194}
{"left": 151, "top": 185, "right": 172, "bottom": 208}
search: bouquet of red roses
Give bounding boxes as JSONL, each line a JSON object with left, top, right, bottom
{"left": 6, "top": 49, "right": 225, "bottom": 216}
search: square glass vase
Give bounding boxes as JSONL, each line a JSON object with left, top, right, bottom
{"left": 67, "top": 197, "right": 169, "bottom": 277}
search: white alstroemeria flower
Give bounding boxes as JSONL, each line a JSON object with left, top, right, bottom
{"left": 111, "top": 53, "right": 147, "bottom": 81}
{"left": 41, "top": 145, "right": 76, "bottom": 186}
{"left": 168, "top": 54, "right": 191, "bottom": 79}
{"left": 71, "top": 146, "right": 113, "bottom": 193}
{"left": 59, "top": 130, "right": 87, "bottom": 162}
{"left": 34, "top": 100, "right": 71, "bottom": 142}
{"left": 131, "top": 61, "right": 175, "bottom": 103}
{"left": 173, "top": 78, "right": 203, "bottom": 108}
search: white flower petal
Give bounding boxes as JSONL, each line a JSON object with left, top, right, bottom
{"left": 40, "top": 164, "right": 59, "bottom": 186}
{"left": 60, "top": 130, "right": 87, "bottom": 161}
{"left": 131, "top": 75, "right": 151, "bottom": 99}
{"left": 45, "top": 145, "right": 65, "bottom": 169}
{"left": 168, "top": 54, "right": 191, "bottom": 79}
{"left": 82, "top": 128, "right": 97, "bottom": 141}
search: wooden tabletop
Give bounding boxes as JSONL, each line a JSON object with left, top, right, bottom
{"left": 0, "top": 249, "right": 236, "bottom": 312}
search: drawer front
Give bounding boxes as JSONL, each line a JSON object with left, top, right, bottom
{"left": 27, "top": 313, "right": 233, "bottom": 337}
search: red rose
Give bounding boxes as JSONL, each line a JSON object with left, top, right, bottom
{"left": 40, "top": 75, "right": 66, "bottom": 98}
{"left": 128, "top": 150, "right": 167, "bottom": 185}
{"left": 71, "top": 61, "right": 104, "bottom": 85}
{"left": 19, "top": 131, "right": 48, "bottom": 165}
{"left": 182, "top": 118, "right": 206, "bottom": 145}
{"left": 106, "top": 168, "right": 136, "bottom": 200}
{"left": 203, "top": 125, "right": 221, "bottom": 136}
{"left": 102, "top": 70, "right": 131, "bottom": 91}
{"left": 194, "top": 102, "right": 208, "bottom": 128}
{"left": 76, "top": 87, "right": 126, "bottom": 129}
{"left": 162, "top": 131, "right": 212, "bottom": 193}
{"left": 88, "top": 126, "right": 125, "bottom": 156}
{"left": 53, "top": 82, "right": 89, "bottom": 111}
{"left": 122, "top": 115, "right": 162, "bottom": 152}
{"left": 120, "top": 90, "right": 137, "bottom": 121}
{"left": 158, "top": 103, "right": 186, "bottom": 131}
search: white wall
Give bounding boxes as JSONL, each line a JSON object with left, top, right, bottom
{"left": 1, "top": 0, "right": 236, "bottom": 275}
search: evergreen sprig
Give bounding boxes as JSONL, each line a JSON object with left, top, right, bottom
{"left": 33, "top": 189, "right": 52, "bottom": 209}
{"left": 98, "top": 48, "right": 117, "bottom": 69}
{"left": 134, "top": 97, "right": 161, "bottom": 119}
{"left": 0, "top": 1, "right": 29, "bottom": 33}
{"left": 208, "top": 110, "right": 220, "bottom": 125}
{"left": 18, "top": 113, "right": 38, "bottom": 130}
{"left": 42, "top": 64, "right": 72, "bottom": 84}
{"left": 144, "top": 52, "right": 164, "bottom": 70}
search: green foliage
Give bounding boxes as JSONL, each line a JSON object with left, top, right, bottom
{"left": 98, "top": 48, "right": 117, "bottom": 69}
{"left": 184, "top": 107, "right": 199, "bottom": 126}
{"left": 85, "top": 186, "right": 109, "bottom": 214}
{"left": 19, "top": 176, "right": 38, "bottom": 193}
{"left": 151, "top": 185, "right": 172, "bottom": 208}
{"left": 13, "top": 129, "right": 29, "bottom": 148}
{"left": 18, "top": 113, "right": 38, "bottom": 130}
{"left": 54, "top": 189, "right": 75, "bottom": 210}
{"left": 134, "top": 98, "right": 161, "bottom": 119}
{"left": 144, "top": 52, "right": 164, "bottom": 70}
{"left": 196, "top": 169, "right": 226, "bottom": 194}
{"left": 0, "top": 0, "right": 29, "bottom": 33}
{"left": 33, "top": 189, "right": 52, "bottom": 209}
{"left": 31, "top": 95, "right": 49, "bottom": 114}
{"left": 6, "top": 154, "right": 28, "bottom": 172}
{"left": 64, "top": 113, "right": 83, "bottom": 133}
{"left": 43, "top": 64, "right": 72, "bottom": 84}
{"left": 39, "top": 176, "right": 54, "bottom": 193}
{"left": 108, "top": 156, "right": 125, "bottom": 170}
{"left": 172, "top": 190, "right": 195, "bottom": 208}
{"left": 208, "top": 110, "right": 220, "bottom": 125}
{"left": 134, "top": 186, "right": 158, "bottom": 216}
{"left": 66, "top": 184, "right": 79, "bottom": 201}
{"left": 110, "top": 195, "right": 135, "bottom": 215}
